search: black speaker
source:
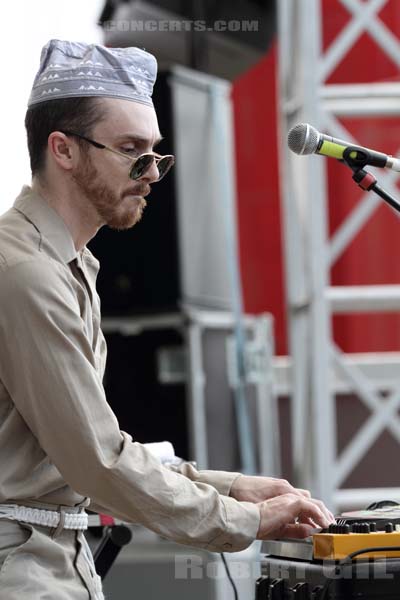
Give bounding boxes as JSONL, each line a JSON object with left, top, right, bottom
{"left": 103, "top": 328, "right": 189, "bottom": 459}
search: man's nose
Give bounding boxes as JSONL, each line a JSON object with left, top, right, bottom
{"left": 140, "top": 157, "right": 159, "bottom": 184}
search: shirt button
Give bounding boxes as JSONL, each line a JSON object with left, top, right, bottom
{"left": 223, "top": 542, "right": 232, "bottom": 549}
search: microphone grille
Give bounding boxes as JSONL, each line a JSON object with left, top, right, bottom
{"left": 287, "top": 123, "right": 320, "bottom": 155}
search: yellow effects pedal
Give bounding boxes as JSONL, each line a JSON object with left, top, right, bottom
{"left": 313, "top": 522, "right": 400, "bottom": 560}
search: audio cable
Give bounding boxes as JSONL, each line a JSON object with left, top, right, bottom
{"left": 220, "top": 552, "right": 239, "bottom": 600}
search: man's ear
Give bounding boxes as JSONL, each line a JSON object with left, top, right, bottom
{"left": 47, "top": 131, "right": 76, "bottom": 172}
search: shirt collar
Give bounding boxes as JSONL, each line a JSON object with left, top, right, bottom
{"left": 13, "top": 185, "right": 78, "bottom": 264}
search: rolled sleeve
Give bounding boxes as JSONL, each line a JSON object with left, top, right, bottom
{"left": 0, "top": 259, "right": 259, "bottom": 552}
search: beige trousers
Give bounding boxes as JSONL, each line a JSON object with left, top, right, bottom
{"left": 0, "top": 518, "right": 104, "bottom": 599}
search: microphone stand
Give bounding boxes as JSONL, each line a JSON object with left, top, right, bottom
{"left": 341, "top": 147, "right": 400, "bottom": 214}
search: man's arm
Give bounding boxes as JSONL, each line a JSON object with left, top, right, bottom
{"left": 0, "top": 258, "right": 261, "bottom": 552}
{"left": 169, "top": 463, "right": 318, "bottom": 502}
{"left": 172, "top": 463, "right": 335, "bottom": 528}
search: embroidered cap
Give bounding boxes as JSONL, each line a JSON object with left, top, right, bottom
{"left": 28, "top": 39, "right": 157, "bottom": 108}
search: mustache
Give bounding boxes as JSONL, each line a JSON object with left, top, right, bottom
{"left": 125, "top": 184, "right": 151, "bottom": 197}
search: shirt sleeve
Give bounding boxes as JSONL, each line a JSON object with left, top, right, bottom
{"left": 169, "top": 463, "right": 242, "bottom": 496}
{"left": 0, "top": 259, "right": 260, "bottom": 552}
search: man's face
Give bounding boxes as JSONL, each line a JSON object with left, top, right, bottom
{"left": 72, "top": 98, "right": 162, "bottom": 230}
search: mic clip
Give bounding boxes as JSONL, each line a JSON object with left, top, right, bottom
{"left": 341, "top": 148, "right": 377, "bottom": 192}
{"left": 342, "top": 146, "right": 370, "bottom": 171}
{"left": 341, "top": 148, "right": 400, "bottom": 214}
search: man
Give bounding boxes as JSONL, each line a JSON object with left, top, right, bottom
{"left": 0, "top": 40, "right": 334, "bottom": 599}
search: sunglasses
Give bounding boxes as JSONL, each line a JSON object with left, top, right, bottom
{"left": 60, "top": 131, "right": 175, "bottom": 182}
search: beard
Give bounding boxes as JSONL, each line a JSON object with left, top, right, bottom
{"left": 72, "top": 152, "right": 147, "bottom": 230}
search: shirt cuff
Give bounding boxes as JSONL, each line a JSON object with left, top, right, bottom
{"left": 194, "top": 470, "right": 242, "bottom": 496}
{"left": 205, "top": 496, "right": 261, "bottom": 553}
{"left": 170, "top": 462, "right": 242, "bottom": 496}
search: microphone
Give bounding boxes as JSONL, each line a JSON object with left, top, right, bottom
{"left": 287, "top": 123, "right": 400, "bottom": 172}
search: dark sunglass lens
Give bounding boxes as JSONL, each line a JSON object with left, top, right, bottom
{"left": 129, "top": 155, "right": 154, "bottom": 179}
{"left": 157, "top": 157, "right": 174, "bottom": 180}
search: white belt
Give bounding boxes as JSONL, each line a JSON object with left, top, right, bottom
{"left": 0, "top": 504, "right": 88, "bottom": 530}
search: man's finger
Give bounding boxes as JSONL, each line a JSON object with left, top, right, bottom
{"left": 256, "top": 491, "right": 335, "bottom": 541}
{"left": 290, "top": 490, "right": 335, "bottom": 524}
{"left": 289, "top": 496, "right": 332, "bottom": 528}
{"left": 307, "top": 498, "right": 335, "bottom": 523}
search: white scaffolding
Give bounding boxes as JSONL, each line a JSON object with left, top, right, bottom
{"left": 277, "top": 0, "right": 400, "bottom": 509}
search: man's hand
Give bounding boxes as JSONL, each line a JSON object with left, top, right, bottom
{"left": 230, "top": 475, "right": 335, "bottom": 537}
{"left": 230, "top": 475, "right": 311, "bottom": 504}
{"left": 256, "top": 493, "right": 334, "bottom": 540}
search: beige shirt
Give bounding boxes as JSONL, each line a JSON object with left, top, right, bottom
{"left": 0, "top": 186, "right": 260, "bottom": 552}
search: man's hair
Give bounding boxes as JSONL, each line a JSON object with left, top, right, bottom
{"left": 24, "top": 97, "right": 107, "bottom": 176}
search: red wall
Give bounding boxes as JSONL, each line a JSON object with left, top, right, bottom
{"left": 233, "top": 0, "right": 400, "bottom": 355}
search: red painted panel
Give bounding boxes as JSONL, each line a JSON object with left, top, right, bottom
{"left": 232, "top": 43, "right": 288, "bottom": 355}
